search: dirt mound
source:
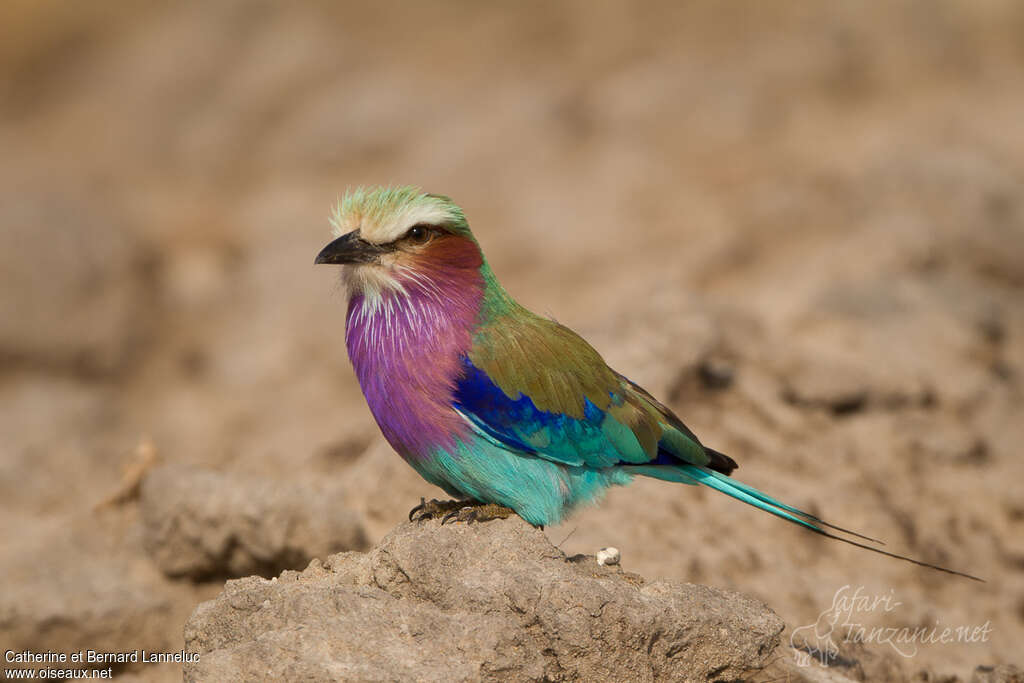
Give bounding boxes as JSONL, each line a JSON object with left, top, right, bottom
{"left": 184, "top": 516, "right": 784, "bottom": 682}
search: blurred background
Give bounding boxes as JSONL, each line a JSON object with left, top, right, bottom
{"left": 1, "top": 0, "right": 1022, "bottom": 679}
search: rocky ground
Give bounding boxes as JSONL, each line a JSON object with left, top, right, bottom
{"left": 184, "top": 517, "right": 784, "bottom": 682}
{"left": 183, "top": 518, "right": 1024, "bottom": 683}
{"left": 2, "top": 1, "right": 1022, "bottom": 680}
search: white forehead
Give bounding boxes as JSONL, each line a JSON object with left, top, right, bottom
{"left": 334, "top": 203, "right": 454, "bottom": 244}
{"left": 330, "top": 187, "right": 464, "bottom": 245}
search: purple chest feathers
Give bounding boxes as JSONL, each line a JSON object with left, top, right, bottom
{"left": 345, "top": 272, "right": 483, "bottom": 458}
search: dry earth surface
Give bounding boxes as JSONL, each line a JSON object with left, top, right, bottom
{"left": 2, "top": 1, "right": 1022, "bottom": 680}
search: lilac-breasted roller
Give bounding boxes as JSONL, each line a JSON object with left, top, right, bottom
{"left": 316, "top": 186, "right": 979, "bottom": 581}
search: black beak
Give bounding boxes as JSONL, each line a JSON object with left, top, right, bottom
{"left": 314, "top": 231, "right": 387, "bottom": 265}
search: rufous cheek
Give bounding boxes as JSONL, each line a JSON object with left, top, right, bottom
{"left": 415, "top": 235, "right": 484, "bottom": 274}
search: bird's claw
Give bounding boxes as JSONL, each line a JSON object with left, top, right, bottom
{"left": 408, "top": 497, "right": 427, "bottom": 521}
{"left": 440, "top": 508, "right": 464, "bottom": 525}
{"left": 409, "top": 498, "right": 515, "bottom": 525}
{"left": 409, "top": 498, "right": 467, "bottom": 522}
{"left": 440, "top": 503, "right": 515, "bottom": 525}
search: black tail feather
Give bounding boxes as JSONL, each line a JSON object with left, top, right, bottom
{"left": 704, "top": 447, "right": 739, "bottom": 475}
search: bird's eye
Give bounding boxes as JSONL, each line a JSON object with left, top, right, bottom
{"left": 405, "top": 225, "right": 432, "bottom": 243}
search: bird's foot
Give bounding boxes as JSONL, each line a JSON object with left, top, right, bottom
{"left": 441, "top": 502, "right": 515, "bottom": 525}
{"left": 408, "top": 498, "right": 468, "bottom": 522}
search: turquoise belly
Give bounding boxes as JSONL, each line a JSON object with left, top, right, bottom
{"left": 407, "top": 435, "right": 633, "bottom": 526}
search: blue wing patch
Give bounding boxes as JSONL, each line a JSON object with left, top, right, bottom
{"left": 452, "top": 357, "right": 652, "bottom": 468}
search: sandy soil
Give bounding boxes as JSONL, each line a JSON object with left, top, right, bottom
{"left": 1, "top": 1, "right": 1022, "bottom": 679}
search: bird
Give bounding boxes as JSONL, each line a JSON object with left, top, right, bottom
{"left": 316, "top": 186, "right": 980, "bottom": 581}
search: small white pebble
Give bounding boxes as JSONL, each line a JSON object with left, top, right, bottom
{"left": 596, "top": 547, "right": 620, "bottom": 566}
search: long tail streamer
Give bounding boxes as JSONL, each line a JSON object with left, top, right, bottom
{"left": 627, "top": 463, "right": 984, "bottom": 582}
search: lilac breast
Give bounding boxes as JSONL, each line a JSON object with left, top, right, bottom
{"left": 345, "top": 272, "right": 483, "bottom": 459}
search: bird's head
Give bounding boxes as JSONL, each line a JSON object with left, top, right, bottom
{"left": 315, "top": 186, "right": 483, "bottom": 298}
